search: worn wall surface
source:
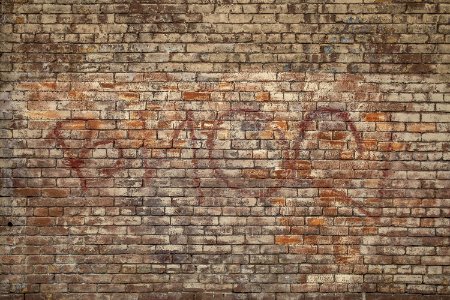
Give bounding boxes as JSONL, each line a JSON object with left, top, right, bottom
{"left": 1, "top": 0, "right": 449, "bottom": 299}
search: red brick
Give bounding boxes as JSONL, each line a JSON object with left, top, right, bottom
{"left": 275, "top": 235, "right": 303, "bottom": 245}
{"left": 60, "top": 120, "right": 86, "bottom": 130}
{"left": 27, "top": 217, "right": 54, "bottom": 226}
{"left": 255, "top": 92, "right": 270, "bottom": 101}
{"left": 42, "top": 188, "right": 70, "bottom": 198}
{"left": 242, "top": 168, "right": 270, "bottom": 179}
{"left": 363, "top": 112, "right": 389, "bottom": 122}
{"left": 182, "top": 92, "right": 211, "bottom": 101}
{"left": 86, "top": 120, "right": 116, "bottom": 129}
{"left": 14, "top": 188, "right": 40, "bottom": 197}
{"left": 118, "top": 120, "right": 145, "bottom": 129}
{"left": 118, "top": 92, "right": 140, "bottom": 101}
{"left": 33, "top": 208, "right": 48, "bottom": 216}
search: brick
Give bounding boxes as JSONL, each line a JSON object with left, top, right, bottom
{"left": 422, "top": 256, "right": 450, "bottom": 265}
{"left": 43, "top": 4, "right": 71, "bottom": 13}
{"left": 391, "top": 113, "right": 420, "bottom": 122}
{"left": 242, "top": 169, "right": 270, "bottom": 179}
{"left": 407, "top": 123, "right": 436, "bottom": 132}
{"left": 182, "top": 92, "right": 211, "bottom": 101}
{"left": 422, "top": 133, "right": 450, "bottom": 142}
{"left": 422, "top": 113, "right": 450, "bottom": 122}
{"left": 255, "top": 92, "right": 270, "bottom": 101}
{"left": 275, "top": 235, "right": 302, "bottom": 245}
{"left": 13, "top": 188, "right": 40, "bottom": 197}
{"left": 27, "top": 111, "right": 70, "bottom": 120}
{"left": 41, "top": 188, "right": 70, "bottom": 198}
{"left": 27, "top": 217, "right": 54, "bottom": 226}
{"left": 393, "top": 275, "right": 423, "bottom": 283}
{"left": 86, "top": 120, "right": 116, "bottom": 129}
{"left": 306, "top": 274, "right": 334, "bottom": 283}
{"left": 363, "top": 113, "right": 389, "bottom": 122}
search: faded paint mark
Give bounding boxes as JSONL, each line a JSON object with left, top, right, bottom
{"left": 48, "top": 120, "right": 125, "bottom": 191}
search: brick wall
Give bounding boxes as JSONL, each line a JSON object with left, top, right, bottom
{"left": 1, "top": 0, "right": 449, "bottom": 299}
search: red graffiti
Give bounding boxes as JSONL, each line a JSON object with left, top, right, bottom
{"left": 49, "top": 109, "right": 390, "bottom": 220}
{"left": 48, "top": 120, "right": 125, "bottom": 191}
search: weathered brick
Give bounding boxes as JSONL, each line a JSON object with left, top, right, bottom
{"left": 182, "top": 92, "right": 211, "bottom": 101}
{"left": 306, "top": 274, "right": 334, "bottom": 283}
{"left": 42, "top": 4, "right": 71, "bottom": 13}
{"left": 391, "top": 113, "right": 420, "bottom": 122}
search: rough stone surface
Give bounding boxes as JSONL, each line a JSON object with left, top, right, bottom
{"left": 0, "top": 0, "right": 449, "bottom": 299}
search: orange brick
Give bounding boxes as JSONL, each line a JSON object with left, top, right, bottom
{"left": 128, "top": 130, "right": 156, "bottom": 139}
{"left": 275, "top": 235, "right": 303, "bottom": 245}
{"left": 87, "top": 120, "right": 116, "bottom": 129}
{"left": 270, "top": 198, "right": 286, "bottom": 206}
{"left": 100, "top": 82, "right": 117, "bottom": 89}
{"left": 376, "top": 122, "right": 405, "bottom": 132}
{"left": 378, "top": 142, "right": 407, "bottom": 151}
{"left": 246, "top": 130, "right": 273, "bottom": 139}
{"left": 68, "top": 90, "right": 87, "bottom": 100}
{"left": 333, "top": 132, "right": 348, "bottom": 140}
{"left": 363, "top": 139, "right": 378, "bottom": 150}
{"left": 340, "top": 150, "right": 354, "bottom": 160}
{"left": 363, "top": 112, "right": 388, "bottom": 122}
{"left": 319, "top": 189, "right": 347, "bottom": 197}
{"left": 119, "top": 120, "right": 145, "bottom": 129}
{"left": 336, "top": 255, "right": 361, "bottom": 265}
{"left": 201, "top": 121, "right": 216, "bottom": 129}
{"left": 255, "top": 92, "right": 270, "bottom": 101}
{"left": 118, "top": 92, "right": 139, "bottom": 101}
{"left": 318, "top": 131, "right": 332, "bottom": 140}
{"left": 269, "top": 120, "right": 288, "bottom": 130}
{"left": 242, "top": 169, "right": 270, "bottom": 179}
{"left": 27, "top": 101, "right": 56, "bottom": 110}
{"left": 183, "top": 92, "right": 210, "bottom": 101}
{"left": 281, "top": 160, "right": 311, "bottom": 170}
{"left": 130, "top": 111, "right": 157, "bottom": 120}
{"left": 60, "top": 120, "right": 86, "bottom": 130}
{"left": 306, "top": 218, "right": 326, "bottom": 226}
{"left": 407, "top": 123, "right": 436, "bottom": 132}
{"left": 218, "top": 82, "right": 234, "bottom": 91}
